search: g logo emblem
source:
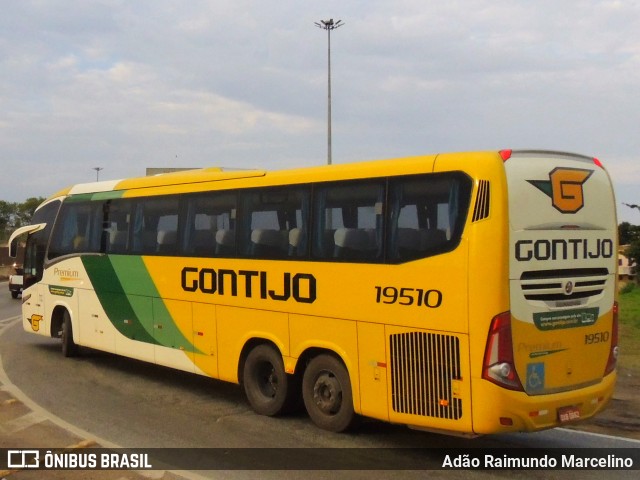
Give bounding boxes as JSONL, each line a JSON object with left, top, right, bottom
{"left": 28, "top": 314, "right": 43, "bottom": 332}
{"left": 564, "top": 280, "right": 574, "bottom": 295}
{"left": 528, "top": 168, "right": 593, "bottom": 214}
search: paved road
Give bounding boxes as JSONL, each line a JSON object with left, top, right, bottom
{"left": 0, "top": 283, "right": 638, "bottom": 479}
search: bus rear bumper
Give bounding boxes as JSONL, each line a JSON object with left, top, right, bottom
{"left": 471, "top": 372, "right": 616, "bottom": 434}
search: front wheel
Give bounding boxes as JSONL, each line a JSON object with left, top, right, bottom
{"left": 302, "top": 354, "right": 355, "bottom": 432}
{"left": 61, "top": 311, "right": 78, "bottom": 357}
{"left": 243, "top": 344, "right": 296, "bottom": 416}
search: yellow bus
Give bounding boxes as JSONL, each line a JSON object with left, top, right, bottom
{"left": 9, "top": 149, "right": 618, "bottom": 435}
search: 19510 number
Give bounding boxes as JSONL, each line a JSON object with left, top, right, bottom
{"left": 584, "top": 331, "right": 610, "bottom": 345}
{"left": 374, "top": 286, "right": 442, "bottom": 308}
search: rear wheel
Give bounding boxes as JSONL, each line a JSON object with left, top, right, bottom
{"left": 302, "top": 354, "right": 355, "bottom": 432}
{"left": 61, "top": 311, "right": 78, "bottom": 357}
{"left": 11, "top": 291, "right": 18, "bottom": 299}
{"left": 243, "top": 344, "right": 296, "bottom": 416}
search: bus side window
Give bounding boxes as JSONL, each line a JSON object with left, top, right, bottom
{"left": 387, "top": 173, "right": 472, "bottom": 262}
{"left": 25, "top": 199, "right": 60, "bottom": 285}
{"left": 240, "top": 187, "right": 309, "bottom": 260}
{"left": 131, "top": 197, "right": 180, "bottom": 255}
{"left": 184, "top": 191, "right": 237, "bottom": 257}
{"left": 313, "top": 181, "right": 384, "bottom": 262}
{"left": 49, "top": 202, "right": 100, "bottom": 259}
{"left": 215, "top": 228, "right": 236, "bottom": 256}
{"left": 103, "top": 200, "right": 132, "bottom": 254}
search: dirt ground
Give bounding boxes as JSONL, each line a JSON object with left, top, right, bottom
{"left": 568, "top": 365, "right": 640, "bottom": 440}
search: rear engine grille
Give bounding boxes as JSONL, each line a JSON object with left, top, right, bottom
{"left": 389, "top": 332, "right": 462, "bottom": 419}
{"left": 520, "top": 268, "right": 608, "bottom": 302}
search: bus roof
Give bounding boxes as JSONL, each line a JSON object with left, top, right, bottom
{"left": 49, "top": 153, "right": 449, "bottom": 200}
{"left": 51, "top": 167, "right": 265, "bottom": 199}
{"left": 46, "top": 150, "right": 602, "bottom": 202}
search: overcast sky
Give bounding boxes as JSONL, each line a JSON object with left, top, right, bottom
{"left": 1, "top": 0, "right": 639, "bottom": 223}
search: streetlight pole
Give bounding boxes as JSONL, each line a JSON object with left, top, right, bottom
{"left": 315, "top": 18, "right": 343, "bottom": 165}
{"left": 93, "top": 167, "right": 103, "bottom": 181}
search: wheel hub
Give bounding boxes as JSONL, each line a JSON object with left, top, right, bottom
{"left": 313, "top": 372, "right": 342, "bottom": 414}
{"left": 258, "top": 363, "right": 278, "bottom": 398}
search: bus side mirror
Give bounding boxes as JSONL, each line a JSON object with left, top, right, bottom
{"left": 9, "top": 237, "right": 18, "bottom": 258}
{"left": 7, "top": 223, "right": 47, "bottom": 259}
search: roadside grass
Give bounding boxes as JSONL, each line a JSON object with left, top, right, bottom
{"left": 619, "top": 282, "right": 640, "bottom": 371}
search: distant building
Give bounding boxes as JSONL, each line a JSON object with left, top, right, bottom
{"left": 618, "top": 246, "right": 637, "bottom": 280}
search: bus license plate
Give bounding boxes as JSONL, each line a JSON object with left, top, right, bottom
{"left": 558, "top": 406, "right": 580, "bottom": 423}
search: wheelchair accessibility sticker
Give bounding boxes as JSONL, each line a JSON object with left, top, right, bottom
{"left": 526, "top": 362, "right": 545, "bottom": 392}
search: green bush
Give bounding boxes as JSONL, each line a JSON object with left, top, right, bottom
{"left": 620, "top": 282, "right": 637, "bottom": 295}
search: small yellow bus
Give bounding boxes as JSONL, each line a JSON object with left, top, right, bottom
{"left": 10, "top": 149, "right": 618, "bottom": 435}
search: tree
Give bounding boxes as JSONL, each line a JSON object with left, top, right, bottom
{"left": 0, "top": 197, "right": 46, "bottom": 243}
{"left": 621, "top": 205, "right": 640, "bottom": 275}
{"left": 0, "top": 200, "right": 13, "bottom": 233}
{"left": 626, "top": 240, "right": 640, "bottom": 276}
{"left": 14, "top": 197, "right": 45, "bottom": 227}
{"left": 619, "top": 222, "right": 640, "bottom": 245}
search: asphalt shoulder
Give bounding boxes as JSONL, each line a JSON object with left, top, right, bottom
{"left": 0, "top": 386, "right": 183, "bottom": 480}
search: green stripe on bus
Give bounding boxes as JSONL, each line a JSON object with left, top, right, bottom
{"left": 91, "top": 190, "right": 126, "bottom": 201}
{"left": 110, "top": 256, "right": 201, "bottom": 354}
{"left": 82, "top": 255, "right": 200, "bottom": 353}
{"left": 67, "top": 191, "right": 125, "bottom": 203}
{"left": 82, "top": 255, "right": 156, "bottom": 344}
{"left": 66, "top": 193, "right": 95, "bottom": 203}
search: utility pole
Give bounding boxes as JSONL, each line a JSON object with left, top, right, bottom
{"left": 315, "top": 18, "right": 343, "bottom": 165}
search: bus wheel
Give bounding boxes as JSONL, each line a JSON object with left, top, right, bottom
{"left": 302, "top": 354, "right": 355, "bottom": 432}
{"left": 243, "top": 344, "right": 293, "bottom": 416}
{"left": 61, "top": 311, "right": 78, "bottom": 358}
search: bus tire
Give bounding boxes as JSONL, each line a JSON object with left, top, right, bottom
{"left": 61, "top": 311, "right": 78, "bottom": 358}
{"left": 302, "top": 354, "right": 355, "bottom": 432}
{"left": 243, "top": 344, "right": 293, "bottom": 417}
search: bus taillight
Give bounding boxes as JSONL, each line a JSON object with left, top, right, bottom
{"left": 604, "top": 301, "right": 619, "bottom": 376}
{"left": 499, "top": 150, "right": 512, "bottom": 161}
{"left": 482, "top": 312, "right": 524, "bottom": 391}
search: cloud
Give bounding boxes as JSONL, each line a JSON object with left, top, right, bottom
{"left": 0, "top": 0, "right": 639, "bottom": 218}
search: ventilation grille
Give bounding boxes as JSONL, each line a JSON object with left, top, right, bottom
{"left": 520, "top": 268, "right": 609, "bottom": 302}
{"left": 389, "top": 332, "right": 462, "bottom": 419}
{"left": 472, "top": 180, "right": 490, "bottom": 222}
